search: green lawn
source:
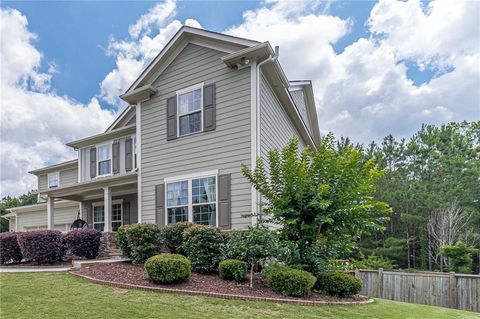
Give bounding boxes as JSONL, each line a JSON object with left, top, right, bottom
{"left": 0, "top": 273, "right": 478, "bottom": 319}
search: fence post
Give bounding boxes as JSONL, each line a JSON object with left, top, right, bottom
{"left": 448, "top": 272, "right": 457, "bottom": 309}
{"left": 377, "top": 268, "right": 384, "bottom": 298}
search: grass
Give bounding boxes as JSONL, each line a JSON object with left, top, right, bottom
{"left": 0, "top": 273, "right": 478, "bottom": 319}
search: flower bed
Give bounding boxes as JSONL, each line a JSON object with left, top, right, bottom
{"left": 74, "top": 262, "right": 370, "bottom": 304}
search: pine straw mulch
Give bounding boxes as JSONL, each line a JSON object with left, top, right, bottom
{"left": 75, "top": 261, "right": 368, "bottom": 303}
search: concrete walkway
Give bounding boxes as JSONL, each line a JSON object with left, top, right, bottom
{"left": 0, "top": 267, "right": 71, "bottom": 273}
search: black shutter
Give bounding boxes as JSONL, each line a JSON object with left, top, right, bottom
{"left": 166, "top": 96, "right": 177, "bottom": 140}
{"left": 218, "top": 174, "right": 231, "bottom": 229}
{"left": 112, "top": 141, "right": 120, "bottom": 174}
{"left": 125, "top": 137, "right": 133, "bottom": 172}
{"left": 203, "top": 83, "right": 216, "bottom": 131}
{"left": 90, "top": 147, "right": 96, "bottom": 178}
{"left": 155, "top": 184, "right": 165, "bottom": 226}
{"left": 123, "top": 202, "right": 130, "bottom": 225}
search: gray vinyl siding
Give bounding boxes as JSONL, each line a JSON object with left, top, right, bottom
{"left": 260, "top": 75, "right": 306, "bottom": 160}
{"left": 290, "top": 89, "right": 312, "bottom": 135}
{"left": 79, "top": 136, "right": 134, "bottom": 183}
{"left": 16, "top": 203, "right": 78, "bottom": 231}
{"left": 141, "top": 43, "right": 252, "bottom": 229}
{"left": 81, "top": 194, "right": 138, "bottom": 228}
{"left": 37, "top": 166, "right": 78, "bottom": 191}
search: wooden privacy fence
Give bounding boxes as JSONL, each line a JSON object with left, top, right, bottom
{"left": 353, "top": 269, "right": 479, "bottom": 312}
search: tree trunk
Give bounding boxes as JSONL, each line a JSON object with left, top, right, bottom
{"left": 250, "top": 264, "right": 254, "bottom": 288}
{"left": 407, "top": 227, "right": 411, "bottom": 268}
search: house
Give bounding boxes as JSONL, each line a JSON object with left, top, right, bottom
{"left": 3, "top": 26, "right": 320, "bottom": 235}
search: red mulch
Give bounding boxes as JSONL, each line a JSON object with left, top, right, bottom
{"left": 76, "top": 262, "right": 366, "bottom": 302}
{"left": 0, "top": 260, "right": 72, "bottom": 268}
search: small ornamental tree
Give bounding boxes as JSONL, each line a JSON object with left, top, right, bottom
{"left": 440, "top": 241, "right": 478, "bottom": 274}
{"left": 241, "top": 135, "right": 390, "bottom": 270}
{"left": 226, "top": 225, "right": 279, "bottom": 287}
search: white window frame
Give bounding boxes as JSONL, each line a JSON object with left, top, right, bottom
{"left": 176, "top": 83, "right": 204, "bottom": 137}
{"left": 96, "top": 142, "right": 113, "bottom": 178}
{"left": 47, "top": 172, "right": 60, "bottom": 189}
{"left": 92, "top": 199, "right": 123, "bottom": 231}
{"left": 165, "top": 170, "right": 218, "bottom": 226}
{"left": 111, "top": 201, "right": 123, "bottom": 231}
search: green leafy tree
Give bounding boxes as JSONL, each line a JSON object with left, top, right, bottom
{"left": 0, "top": 193, "right": 37, "bottom": 232}
{"left": 441, "top": 241, "right": 478, "bottom": 274}
{"left": 241, "top": 135, "right": 391, "bottom": 271}
{"left": 226, "top": 225, "right": 279, "bottom": 287}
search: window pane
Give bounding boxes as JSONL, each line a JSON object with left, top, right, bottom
{"left": 112, "top": 204, "right": 122, "bottom": 222}
{"left": 193, "top": 204, "right": 216, "bottom": 226}
{"left": 178, "top": 89, "right": 201, "bottom": 114}
{"left": 192, "top": 177, "right": 216, "bottom": 204}
{"left": 179, "top": 112, "right": 201, "bottom": 136}
{"left": 167, "top": 181, "right": 188, "bottom": 206}
{"left": 99, "top": 160, "right": 111, "bottom": 175}
{"left": 49, "top": 174, "right": 58, "bottom": 188}
{"left": 167, "top": 207, "right": 188, "bottom": 224}
{"left": 94, "top": 223, "right": 104, "bottom": 231}
{"left": 98, "top": 145, "right": 111, "bottom": 161}
{"left": 112, "top": 222, "right": 121, "bottom": 232}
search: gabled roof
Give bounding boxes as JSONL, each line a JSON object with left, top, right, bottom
{"left": 29, "top": 159, "right": 78, "bottom": 175}
{"left": 66, "top": 124, "right": 136, "bottom": 149}
{"left": 122, "top": 26, "right": 260, "bottom": 98}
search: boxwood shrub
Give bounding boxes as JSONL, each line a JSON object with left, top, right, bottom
{"left": 145, "top": 254, "right": 191, "bottom": 284}
{"left": 17, "top": 230, "right": 64, "bottom": 264}
{"left": 219, "top": 259, "right": 247, "bottom": 282}
{"left": 0, "top": 232, "right": 23, "bottom": 264}
{"left": 125, "top": 223, "right": 162, "bottom": 264}
{"left": 266, "top": 268, "right": 316, "bottom": 297}
{"left": 182, "top": 225, "right": 224, "bottom": 273}
{"left": 116, "top": 225, "right": 133, "bottom": 259}
{"left": 315, "top": 271, "right": 362, "bottom": 297}
{"left": 160, "top": 222, "right": 193, "bottom": 255}
{"left": 63, "top": 229, "right": 101, "bottom": 259}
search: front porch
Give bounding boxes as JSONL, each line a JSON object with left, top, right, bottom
{"left": 40, "top": 172, "right": 138, "bottom": 232}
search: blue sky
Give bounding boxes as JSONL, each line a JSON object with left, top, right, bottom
{"left": 1, "top": 0, "right": 479, "bottom": 196}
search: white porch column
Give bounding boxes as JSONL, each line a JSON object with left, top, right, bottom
{"left": 78, "top": 202, "right": 84, "bottom": 219}
{"left": 47, "top": 196, "right": 54, "bottom": 230}
{"left": 103, "top": 187, "right": 112, "bottom": 232}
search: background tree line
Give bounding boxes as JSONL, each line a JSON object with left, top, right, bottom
{"left": 0, "top": 193, "right": 37, "bottom": 232}
{"left": 355, "top": 121, "right": 479, "bottom": 273}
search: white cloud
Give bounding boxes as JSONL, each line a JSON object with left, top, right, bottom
{"left": 99, "top": 0, "right": 202, "bottom": 105}
{"left": 227, "top": 0, "right": 479, "bottom": 143}
{"left": 0, "top": 8, "right": 115, "bottom": 197}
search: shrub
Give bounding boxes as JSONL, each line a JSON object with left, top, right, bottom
{"left": 63, "top": 229, "right": 101, "bottom": 259}
{"left": 145, "top": 254, "right": 191, "bottom": 284}
{"left": 116, "top": 225, "right": 133, "bottom": 259}
{"left": 0, "top": 232, "right": 22, "bottom": 264}
{"left": 182, "top": 224, "right": 224, "bottom": 273}
{"left": 219, "top": 259, "right": 247, "bottom": 282}
{"left": 17, "top": 230, "right": 64, "bottom": 264}
{"left": 160, "top": 222, "right": 193, "bottom": 255}
{"left": 354, "top": 254, "right": 396, "bottom": 270}
{"left": 266, "top": 268, "right": 316, "bottom": 297}
{"left": 262, "top": 262, "right": 304, "bottom": 277}
{"left": 125, "top": 223, "right": 162, "bottom": 264}
{"left": 315, "top": 271, "right": 362, "bottom": 297}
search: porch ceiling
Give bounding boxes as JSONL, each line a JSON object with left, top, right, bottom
{"left": 40, "top": 172, "right": 138, "bottom": 201}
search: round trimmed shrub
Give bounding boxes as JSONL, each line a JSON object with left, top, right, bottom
{"left": 17, "top": 230, "right": 64, "bottom": 264}
{"left": 145, "top": 254, "right": 191, "bottom": 284}
{"left": 0, "top": 232, "right": 23, "bottom": 264}
{"left": 182, "top": 225, "right": 224, "bottom": 273}
{"left": 219, "top": 259, "right": 247, "bottom": 282}
{"left": 64, "top": 229, "right": 101, "bottom": 259}
{"left": 125, "top": 223, "right": 162, "bottom": 264}
{"left": 315, "top": 271, "right": 362, "bottom": 297}
{"left": 266, "top": 269, "right": 316, "bottom": 297}
{"left": 160, "top": 222, "right": 193, "bottom": 255}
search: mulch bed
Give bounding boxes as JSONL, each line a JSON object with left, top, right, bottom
{"left": 76, "top": 262, "right": 367, "bottom": 303}
{"left": 0, "top": 260, "right": 72, "bottom": 268}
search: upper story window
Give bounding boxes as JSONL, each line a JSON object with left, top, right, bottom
{"left": 97, "top": 144, "right": 112, "bottom": 176}
{"left": 48, "top": 172, "right": 59, "bottom": 188}
{"left": 177, "top": 84, "right": 203, "bottom": 136}
{"left": 166, "top": 173, "right": 217, "bottom": 226}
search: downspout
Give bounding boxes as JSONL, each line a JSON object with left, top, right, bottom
{"left": 252, "top": 46, "right": 279, "bottom": 224}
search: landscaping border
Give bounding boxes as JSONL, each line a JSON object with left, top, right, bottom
{"left": 69, "top": 271, "right": 374, "bottom": 306}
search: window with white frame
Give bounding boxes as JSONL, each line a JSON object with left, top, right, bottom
{"left": 48, "top": 172, "right": 59, "bottom": 188}
{"left": 166, "top": 175, "right": 217, "bottom": 226}
{"left": 112, "top": 202, "right": 123, "bottom": 231}
{"left": 93, "top": 204, "right": 105, "bottom": 231}
{"left": 177, "top": 85, "right": 203, "bottom": 136}
{"left": 97, "top": 144, "right": 112, "bottom": 176}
